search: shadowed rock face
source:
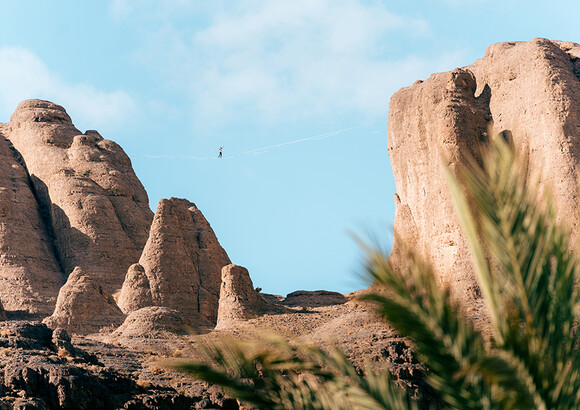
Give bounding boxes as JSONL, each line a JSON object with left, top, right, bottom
{"left": 121, "top": 198, "right": 231, "bottom": 324}
{"left": 388, "top": 38, "right": 580, "bottom": 301}
{"left": 0, "top": 125, "right": 64, "bottom": 316}
{"left": 4, "top": 99, "right": 153, "bottom": 293}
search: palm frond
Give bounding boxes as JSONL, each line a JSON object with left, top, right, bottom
{"left": 446, "top": 136, "right": 580, "bottom": 408}
{"left": 174, "top": 335, "right": 416, "bottom": 409}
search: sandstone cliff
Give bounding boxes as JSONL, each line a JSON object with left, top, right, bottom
{"left": 388, "top": 38, "right": 580, "bottom": 301}
{"left": 4, "top": 100, "right": 153, "bottom": 294}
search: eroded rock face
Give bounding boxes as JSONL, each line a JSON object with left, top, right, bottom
{"left": 388, "top": 38, "right": 580, "bottom": 301}
{"left": 117, "top": 263, "right": 152, "bottom": 315}
{"left": 0, "top": 126, "right": 64, "bottom": 317}
{"left": 216, "top": 264, "right": 267, "bottom": 328}
{"left": 43, "top": 267, "right": 124, "bottom": 335}
{"left": 5, "top": 100, "right": 153, "bottom": 294}
{"left": 123, "top": 198, "right": 231, "bottom": 324}
{"left": 467, "top": 39, "right": 580, "bottom": 236}
{"left": 388, "top": 68, "right": 488, "bottom": 300}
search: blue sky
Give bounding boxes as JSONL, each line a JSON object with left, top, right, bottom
{"left": 0, "top": 1, "right": 578, "bottom": 295}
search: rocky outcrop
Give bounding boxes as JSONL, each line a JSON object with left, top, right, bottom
{"left": 216, "top": 264, "right": 268, "bottom": 328}
{"left": 4, "top": 100, "right": 153, "bottom": 294}
{"left": 282, "top": 290, "right": 347, "bottom": 307}
{"left": 0, "top": 321, "right": 221, "bottom": 409}
{"left": 43, "top": 267, "right": 124, "bottom": 335}
{"left": 109, "top": 307, "right": 205, "bottom": 342}
{"left": 0, "top": 300, "right": 6, "bottom": 322}
{"left": 121, "top": 198, "right": 231, "bottom": 324}
{"left": 117, "top": 263, "right": 152, "bottom": 315}
{"left": 388, "top": 38, "right": 580, "bottom": 301}
{"left": 0, "top": 127, "right": 64, "bottom": 317}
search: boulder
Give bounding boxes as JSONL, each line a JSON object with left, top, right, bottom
{"left": 0, "top": 299, "right": 6, "bottom": 322}
{"left": 0, "top": 128, "right": 64, "bottom": 316}
{"left": 388, "top": 38, "right": 580, "bottom": 301}
{"left": 5, "top": 100, "right": 153, "bottom": 294}
{"left": 216, "top": 264, "right": 268, "bottom": 328}
{"left": 43, "top": 267, "right": 124, "bottom": 335}
{"left": 124, "top": 198, "right": 231, "bottom": 324}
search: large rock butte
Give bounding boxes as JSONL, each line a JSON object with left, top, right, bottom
{"left": 388, "top": 38, "right": 580, "bottom": 300}
{"left": 119, "top": 197, "right": 232, "bottom": 324}
{"left": 4, "top": 100, "right": 153, "bottom": 294}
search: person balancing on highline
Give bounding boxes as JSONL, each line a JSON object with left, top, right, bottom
{"left": 218, "top": 146, "right": 223, "bottom": 158}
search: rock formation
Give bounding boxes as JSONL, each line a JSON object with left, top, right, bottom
{"left": 120, "top": 198, "right": 231, "bottom": 324}
{"left": 388, "top": 38, "right": 580, "bottom": 301}
{"left": 388, "top": 68, "right": 488, "bottom": 300}
{"left": 0, "top": 321, "right": 219, "bottom": 408}
{"left": 282, "top": 290, "right": 347, "bottom": 307}
{"left": 110, "top": 306, "right": 201, "bottom": 341}
{"left": 3, "top": 100, "right": 153, "bottom": 293}
{"left": 0, "top": 99, "right": 239, "bottom": 331}
{"left": 43, "top": 267, "right": 124, "bottom": 335}
{"left": 117, "top": 263, "right": 152, "bottom": 314}
{"left": 0, "top": 299, "right": 6, "bottom": 322}
{"left": 0, "top": 128, "right": 64, "bottom": 316}
{"left": 467, "top": 39, "right": 580, "bottom": 234}
{"left": 216, "top": 264, "right": 268, "bottom": 328}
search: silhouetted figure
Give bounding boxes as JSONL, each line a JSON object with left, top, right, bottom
{"left": 218, "top": 146, "right": 223, "bottom": 158}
